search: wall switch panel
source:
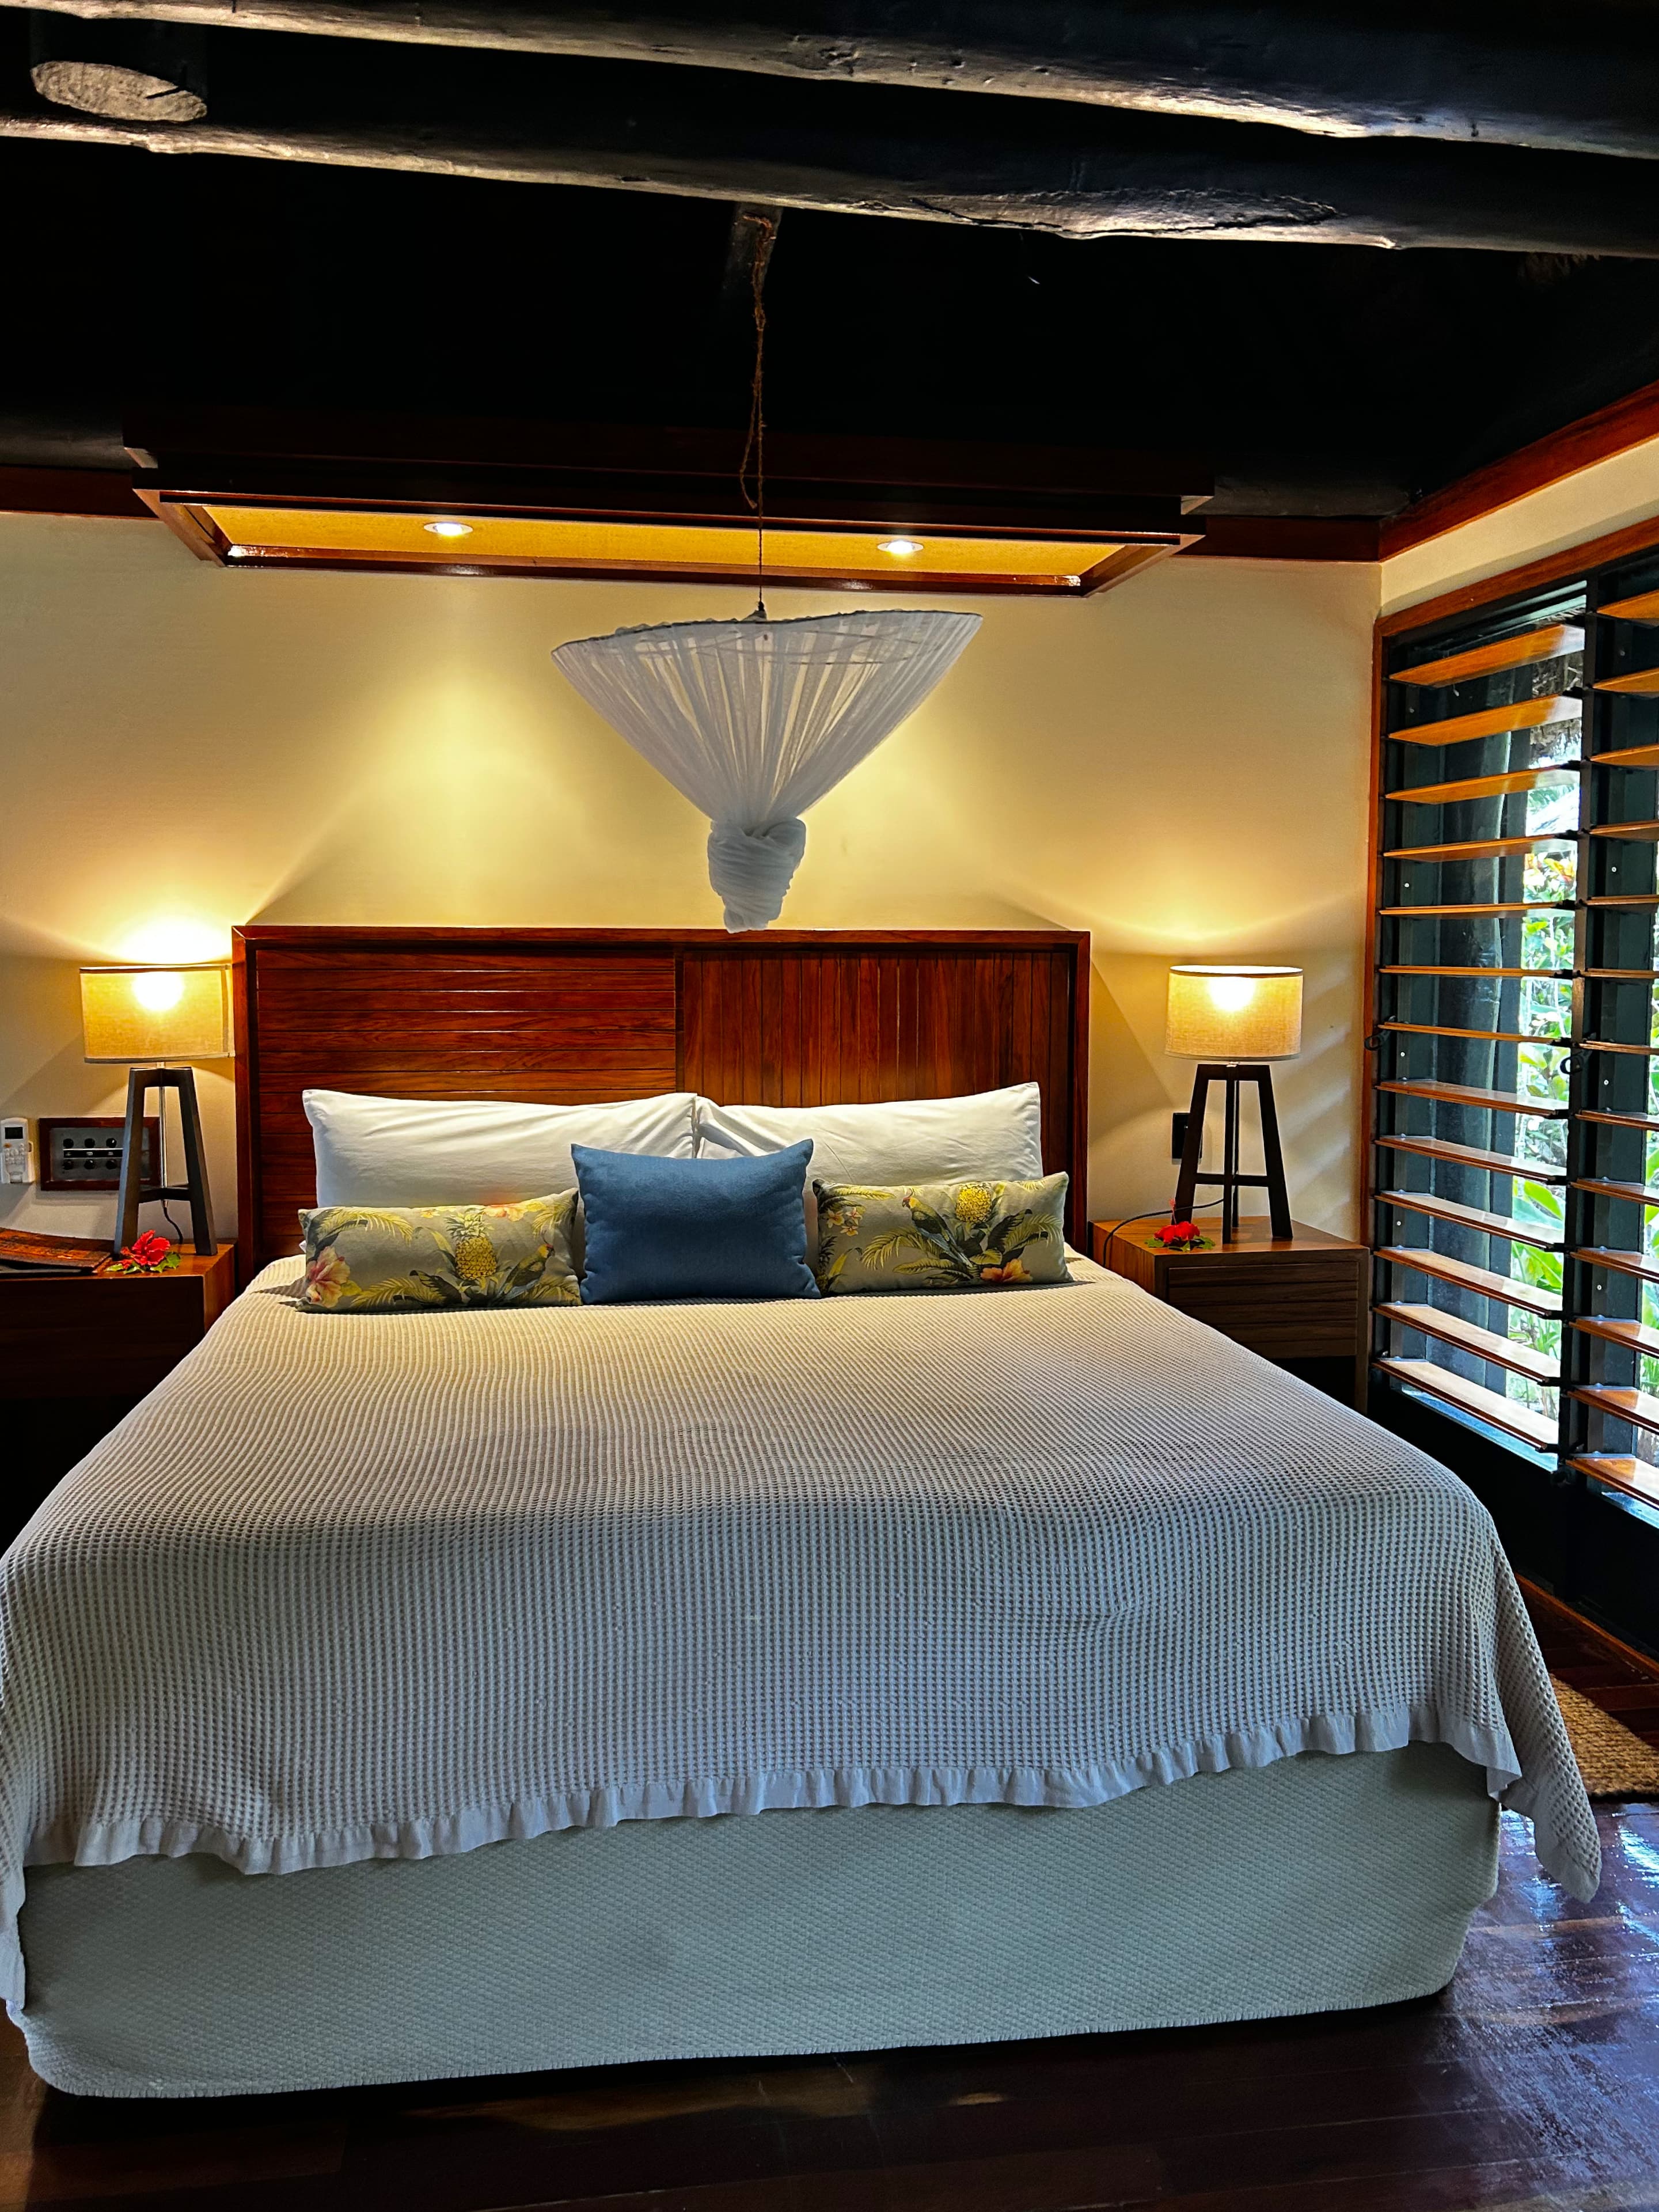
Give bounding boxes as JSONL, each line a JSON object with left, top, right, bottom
{"left": 1, "top": 1118, "right": 31, "bottom": 1184}
{"left": 39, "top": 1116, "right": 159, "bottom": 1192}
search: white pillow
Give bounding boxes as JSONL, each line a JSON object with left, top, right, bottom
{"left": 305, "top": 1088, "right": 697, "bottom": 1207}
{"left": 694, "top": 1083, "right": 1045, "bottom": 1188}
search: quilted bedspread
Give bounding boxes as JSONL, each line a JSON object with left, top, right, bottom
{"left": 0, "top": 1255, "right": 1598, "bottom": 2006}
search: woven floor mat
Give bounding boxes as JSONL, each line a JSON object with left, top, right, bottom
{"left": 1552, "top": 1677, "right": 1659, "bottom": 1799}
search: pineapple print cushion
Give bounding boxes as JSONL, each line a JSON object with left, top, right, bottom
{"left": 814, "top": 1173, "right": 1069, "bottom": 1295}
{"left": 298, "top": 1193, "right": 580, "bottom": 1310}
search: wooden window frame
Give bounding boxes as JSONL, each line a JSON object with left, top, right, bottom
{"left": 1368, "top": 507, "right": 1659, "bottom": 1550}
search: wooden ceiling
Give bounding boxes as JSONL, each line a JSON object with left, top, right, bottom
{"left": 3, "top": 2, "right": 1659, "bottom": 537}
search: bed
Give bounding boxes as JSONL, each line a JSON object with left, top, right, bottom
{"left": 0, "top": 927, "right": 1597, "bottom": 2099}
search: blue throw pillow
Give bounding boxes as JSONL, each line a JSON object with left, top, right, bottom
{"left": 573, "top": 1141, "right": 819, "bottom": 1304}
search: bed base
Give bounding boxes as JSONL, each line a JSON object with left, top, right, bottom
{"left": 14, "top": 1744, "right": 1497, "bottom": 2099}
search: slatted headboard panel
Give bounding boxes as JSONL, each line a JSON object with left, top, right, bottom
{"left": 234, "top": 927, "right": 1091, "bottom": 1274}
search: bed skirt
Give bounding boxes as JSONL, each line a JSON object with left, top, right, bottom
{"left": 14, "top": 1743, "right": 1499, "bottom": 2099}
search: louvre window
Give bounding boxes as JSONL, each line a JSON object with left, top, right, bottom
{"left": 1372, "top": 551, "right": 1659, "bottom": 1516}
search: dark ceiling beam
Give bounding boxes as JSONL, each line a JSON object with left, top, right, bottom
{"left": 7, "top": 0, "right": 1659, "bottom": 162}
{"left": 26, "top": 12, "right": 206, "bottom": 119}
{"left": 0, "top": 463, "right": 147, "bottom": 517}
{"left": 7, "top": 36, "right": 1659, "bottom": 255}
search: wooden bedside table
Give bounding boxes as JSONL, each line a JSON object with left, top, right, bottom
{"left": 0, "top": 1240, "right": 237, "bottom": 1534}
{"left": 1089, "top": 1217, "right": 1368, "bottom": 1409}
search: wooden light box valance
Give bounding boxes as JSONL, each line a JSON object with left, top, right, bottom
{"left": 128, "top": 408, "right": 1208, "bottom": 597}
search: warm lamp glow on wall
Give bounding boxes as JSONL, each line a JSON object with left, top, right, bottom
{"left": 80, "top": 963, "right": 230, "bottom": 1255}
{"left": 1166, "top": 965, "right": 1303, "bottom": 1242}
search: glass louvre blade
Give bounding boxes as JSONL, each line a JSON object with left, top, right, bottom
{"left": 1377, "top": 1190, "right": 1564, "bottom": 1246}
{"left": 1570, "top": 1455, "right": 1659, "bottom": 1506}
{"left": 1578, "top": 1245, "right": 1659, "bottom": 1284}
{"left": 1383, "top": 833, "right": 1573, "bottom": 860}
{"left": 1384, "top": 700, "right": 1579, "bottom": 749}
{"left": 1379, "top": 1132, "right": 1566, "bottom": 1179}
{"left": 1377, "top": 1079, "right": 1569, "bottom": 1114}
{"left": 1576, "top": 1315, "right": 1659, "bottom": 1356}
{"left": 1375, "top": 1302, "right": 1559, "bottom": 1380}
{"left": 1379, "top": 902, "right": 1574, "bottom": 917}
{"left": 1381, "top": 1021, "right": 1570, "bottom": 1043}
{"left": 1570, "top": 1383, "right": 1659, "bottom": 1433}
{"left": 1385, "top": 768, "right": 1578, "bottom": 809}
{"left": 1384, "top": 973, "right": 1573, "bottom": 1042}
{"left": 1388, "top": 625, "right": 1585, "bottom": 686}
{"left": 1374, "top": 1359, "right": 1559, "bottom": 1449}
{"left": 1380, "top": 1245, "right": 1562, "bottom": 1314}
{"left": 1389, "top": 848, "right": 1577, "bottom": 906}
{"left": 1380, "top": 894, "right": 1576, "bottom": 977}
{"left": 1600, "top": 591, "right": 1659, "bottom": 623}
{"left": 1379, "top": 966, "right": 1573, "bottom": 979}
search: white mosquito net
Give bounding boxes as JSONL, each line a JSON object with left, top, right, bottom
{"left": 553, "top": 607, "right": 981, "bottom": 930}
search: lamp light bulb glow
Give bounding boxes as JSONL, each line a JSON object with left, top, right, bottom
{"left": 424, "top": 520, "right": 473, "bottom": 538}
{"left": 1165, "top": 965, "right": 1303, "bottom": 1063}
{"left": 878, "top": 537, "right": 924, "bottom": 556}
{"left": 131, "top": 971, "right": 185, "bottom": 1012}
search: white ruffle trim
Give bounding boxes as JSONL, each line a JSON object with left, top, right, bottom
{"left": 0, "top": 1702, "right": 1598, "bottom": 2010}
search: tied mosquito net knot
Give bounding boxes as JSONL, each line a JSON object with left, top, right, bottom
{"left": 707, "top": 815, "right": 808, "bottom": 932}
{"left": 553, "top": 608, "right": 980, "bottom": 931}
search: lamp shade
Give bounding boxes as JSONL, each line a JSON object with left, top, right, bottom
{"left": 81, "top": 964, "right": 231, "bottom": 1063}
{"left": 1166, "top": 966, "right": 1303, "bottom": 1061}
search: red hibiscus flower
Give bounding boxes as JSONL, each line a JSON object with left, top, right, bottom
{"left": 108, "top": 1230, "right": 181, "bottom": 1275}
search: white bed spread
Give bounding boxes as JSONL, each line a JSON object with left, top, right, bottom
{"left": 0, "top": 1256, "right": 1598, "bottom": 2006}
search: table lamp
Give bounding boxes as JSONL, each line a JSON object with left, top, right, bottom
{"left": 81, "top": 963, "right": 231, "bottom": 1255}
{"left": 1166, "top": 965, "right": 1303, "bottom": 1242}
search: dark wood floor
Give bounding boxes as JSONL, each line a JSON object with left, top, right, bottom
{"left": 2, "top": 1592, "right": 1657, "bottom": 2211}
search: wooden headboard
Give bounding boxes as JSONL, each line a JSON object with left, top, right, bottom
{"left": 233, "top": 926, "right": 1091, "bottom": 1274}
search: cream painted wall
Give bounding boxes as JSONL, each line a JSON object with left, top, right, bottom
{"left": 0, "top": 513, "right": 1378, "bottom": 1245}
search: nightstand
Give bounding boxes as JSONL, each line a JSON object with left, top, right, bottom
{"left": 0, "top": 1241, "right": 237, "bottom": 1534}
{"left": 1089, "top": 1217, "right": 1368, "bottom": 1409}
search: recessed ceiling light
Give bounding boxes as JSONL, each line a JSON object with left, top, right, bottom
{"left": 877, "top": 537, "right": 924, "bottom": 556}
{"left": 424, "top": 519, "right": 473, "bottom": 538}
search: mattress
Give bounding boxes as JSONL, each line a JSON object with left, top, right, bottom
{"left": 17, "top": 1741, "right": 1497, "bottom": 2099}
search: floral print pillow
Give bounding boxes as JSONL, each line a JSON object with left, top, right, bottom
{"left": 814, "top": 1173, "right": 1069, "bottom": 1295}
{"left": 298, "top": 1193, "right": 580, "bottom": 1310}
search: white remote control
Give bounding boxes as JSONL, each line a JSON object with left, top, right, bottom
{"left": 1, "top": 1119, "right": 32, "bottom": 1185}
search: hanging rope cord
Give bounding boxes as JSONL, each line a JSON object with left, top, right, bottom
{"left": 737, "top": 211, "right": 776, "bottom": 620}
{"left": 700, "top": 206, "right": 808, "bottom": 921}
